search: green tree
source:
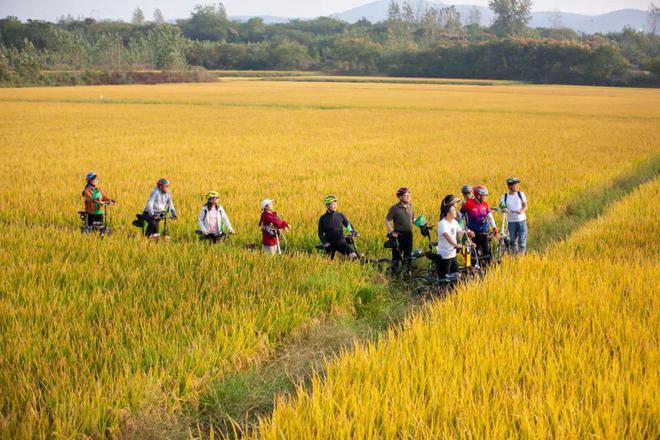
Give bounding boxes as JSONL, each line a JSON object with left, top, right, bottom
{"left": 147, "top": 26, "right": 188, "bottom": 69}
{"left": 647, "top": 57, "right": 660, "bottom": 78}
{"left": 268, "top": 38, "right": 311, "bottom": 69}
{"left": 181, "top": 3, "right": 229, "bottom": 42}
{"left": 387, "top": 0, "right": 401, "bottom": 23}
{"left": 10, "top": 39, "right": 41, "bottom": 82}
{"left": 440, "top": 6, "right": 462, "bottom": 36}
{"left": 587, "top": 44, "right": 628, "bottom": 84}
{"left": 649, "top": 2, "right": 660, "bottom": 35}
{"left": 489, "top": 0, "right": 533, "bottom": 37}
{"left": 132, "top": 7, "right": 145, "bottom": 25}
{"left": 0, "top": 47, "right": 16, "bottom": 83}
{"left": 420, "top": 8, "right": 440, "bottom": 42}
{"left": 333, "top": 36, "right": 383, "bottom": 73}
{"left": 244, "top": 17, "right": 266, "bottom": 42}
{"left": 402, "top": 1, "right": 416, "bottom": 23}
{"left": 153, "top": 9, "right": 165, "bottom": 24}
{"left": 91, "top": 33, "right": 124, "bottom": 70}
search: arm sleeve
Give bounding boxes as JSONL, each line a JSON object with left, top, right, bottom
{"left": 145, "top": 190, "right": 156, "bottom": 216}
{"left": 270, "top": 214, "right": 288, "bottom": 229}
{"left": 318, "top": 218, "right": 325, "bottom": 243}
{"left": 385, "top": 206, "right": 394, "bottom": 221}
{"left": 487, "top": 213, "right": 496, "bottom": 229}
{"left": 342, "top": 214, "right": 352, "bottom": 230}
{"left": 198, "top": 207, "right": 207, "bottom": 234}
{"left": 168, "top": 195, "right": 176, "bottom": 215}
{"left": 101, "top": 189, "right": 111, "bottom": 202}
{"left": 220, "top": 207, "right": 234, "bottom": 233}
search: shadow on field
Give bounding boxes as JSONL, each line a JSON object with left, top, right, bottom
{"left": 123, "top": 154, "right": 659, "bottom": 440}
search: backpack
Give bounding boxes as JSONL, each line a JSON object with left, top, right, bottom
{"left": 504, "top": 191, "right": 523, "bottom": 204}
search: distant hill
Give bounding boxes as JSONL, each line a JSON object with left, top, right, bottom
{"left": 332, "top": 1, "right": 649, "bottom": 34}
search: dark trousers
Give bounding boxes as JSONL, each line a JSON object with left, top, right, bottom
{"left": 325, "top": 239, "right": 355, "bottom": 259}
{"left": 392, "top": 230, "right": 413, "bottom": 262}
{"left": 206, "top": 233, "right": 223, "bottom": 244}
{"left": 143, "top": 211, "right": 161, "bottom": 237}
{"left": 86, "top": 213, "right": 103, "bottom": 227}
{"left": 436, "top": 257, "right": 459, "bottom": 278}
{"left": 473, "top": 232, "right": 492, "bottom": 263}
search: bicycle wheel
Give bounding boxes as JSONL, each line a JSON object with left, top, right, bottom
{"left": 413, "top": 266, "right": 435, "bottom": 278}
{"left": 410, "top": 275, "right": 434, "bottom": 298}
{"left": 462, "top": 266, "right": 484, "bottom": 282}
{"left": 494, "top": 237, "right": 506, "bottom": 264}
{"left": 376, "top": 258, "right": 394, "bottom": 274}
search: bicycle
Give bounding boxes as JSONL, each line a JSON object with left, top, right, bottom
{"left": 379, "top": 233, "right": 429, "bottom": 280}
{"left": 196, "top": 230, "right": 230, "bottom": 244}
{"left": 493, "top": 209, "right": 514, "bottom": 264}
{"left": 131, "top": 210, "right": 176, "bottom": 240}
{"left": 410, "top": 242, "right": 484, "bottom": 299}
{"left": 78, "top": 201, "right": 115, "bottom": 238}
{"left": 409, "top": 223, "right": 439, "bottom": 278}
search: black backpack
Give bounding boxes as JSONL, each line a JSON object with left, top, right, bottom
{"left": 504, "top": 192, "right": 523, "bottom": 204}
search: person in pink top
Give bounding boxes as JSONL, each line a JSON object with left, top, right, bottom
{"left": 460, "top": 185, "right": 497, "bottom": 264}
{"left": 198, "top": 191, "right": 235, "bottom": 244}
{"left": 259, "top": 199, "right": 290, "bottom": 255}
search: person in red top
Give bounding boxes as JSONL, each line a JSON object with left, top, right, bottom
{"left": 460, "top": 186, "right": 497, "bottom": 264}
{"left": 259, "top": 199, "right": 290, "bottom": 255}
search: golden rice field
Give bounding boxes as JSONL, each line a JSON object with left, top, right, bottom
{"left": 0, "top": 78, "right": 658, "bottom": 438}
{"left": 255, "top": 177, "right": 660, "bottom": 439}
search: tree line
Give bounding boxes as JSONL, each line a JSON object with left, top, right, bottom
{"left": 1, "top": 0, "right": 659, "bottom": 87}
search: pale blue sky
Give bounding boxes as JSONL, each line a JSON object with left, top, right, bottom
{"left": 0, "top": 0, "right": 651, "bottom": 22}
{"left": 225, "top": 1, "right": 650, "bottom": 17}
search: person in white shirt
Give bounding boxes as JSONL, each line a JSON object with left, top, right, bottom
{"left": 143, "top": 178, "right": 177, "bottom": 237}
{"left": 198, "top": 191, "right": 235, "bottom": 244}
{"left": 500, "top": 177, "right": 528, "bottom": 255}
{"left": 437, "top": 195, "right": 474, "bottom": 278}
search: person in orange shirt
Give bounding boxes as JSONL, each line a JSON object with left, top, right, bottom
{"left": 82, "top": 172, "right": 115, "bottom": 227}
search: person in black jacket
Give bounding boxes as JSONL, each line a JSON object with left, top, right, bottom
{"left": 318, "top": 195, "right": 359, "bottom": 260}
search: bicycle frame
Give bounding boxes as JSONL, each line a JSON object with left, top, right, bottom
{"left": 79, "top": 202, "right": 111, "bottom": 238}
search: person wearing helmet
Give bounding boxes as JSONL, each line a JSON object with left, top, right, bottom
{"left": 198, "top": 191, "right": 235, "bottom": 243}
{"left": 385, "top": 187, "right": 415, "bottom": 267}
{"left": 437, "top": 195, "right": 474, "bottom": 278}
{"left": 143, "top": 178, "right": 177, "bottom": 237}
{"left": 259, "top": 199, "right": 290, "bottom": 255}
{"left": 459, "top": 184, "right": 474, "bottom": 229}
{"left": 318, "top": 195, "right": 359, "bottom": 260}
{"left": 82, "top": 172, "right": 115, "bottom": 227}
{"left": 500, "top": 177, "right": 528, "bottom": 255}
{"left": 460, "top": 185, "right": 474, "bottom": 204}
{"left": 460, "top": 185, "right": 497, "bottom": 263}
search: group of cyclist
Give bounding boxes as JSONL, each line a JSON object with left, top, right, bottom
{"left": 81, "top": 172, "right": 528, "bottom": 275}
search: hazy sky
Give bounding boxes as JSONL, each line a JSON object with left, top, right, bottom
{"left": 0, "top": 0, "right": 651, "bottom": 21}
